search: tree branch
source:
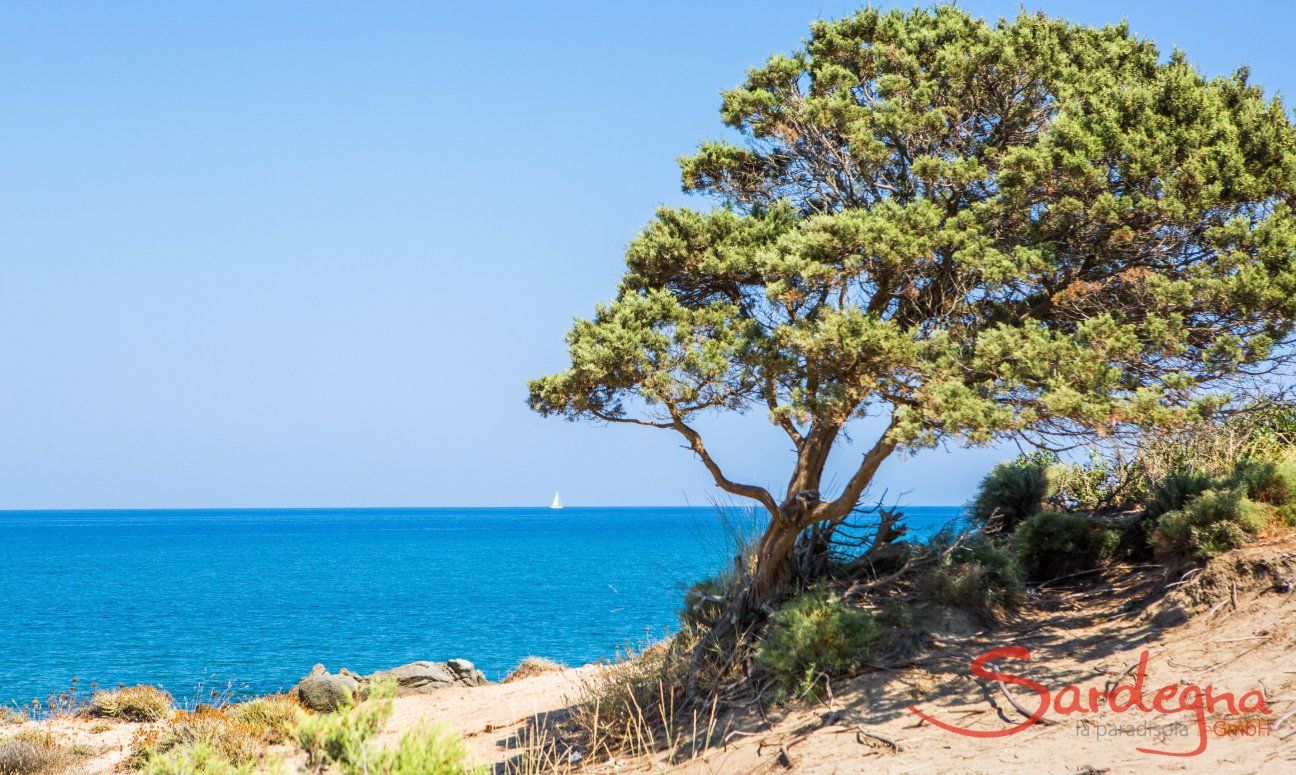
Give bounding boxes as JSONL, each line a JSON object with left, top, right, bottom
{"left": 667, "top": 409, "right": 781, "bottom": 517}
{"left": 816, "top": 421, "right": 898, "bottom": 522}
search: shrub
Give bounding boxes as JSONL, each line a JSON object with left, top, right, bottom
{"left": 89, "top": 685, "right": 174, "bottom": 722}
{"left": 292, "top": 679, "right": 395, "bottom": 772}
{"left": 970, "top": 457, "right": 1051, "bottom": 530}
{"left": 1149, "top": 488, "right": 1273, "bottom": 562}
{"left": 502, "top": 657, "right": 564, "bottom": 684}
{"left": 0, "top": 709, "right": 24, "bottom": 727}
{"left": 1229, "top": 457, "right": 1296, "bottom": 508}
{"left": 1144, "top": 469, "right": 1217, "bottom": 523}
{"left": 127, "top": 709, "right": 264, "bottom": 771}
{"left": 913, "top": 532, "right": 1024, "bottom": 616}
{"left": 223, "top": 695, "right": 302, "bottom": 744}
{"left": 140, "top": 741, "right": 258, "bottom": 775}
{"left": 755, "top": 589, "right": 879, "bottom": 702}
{"left": 679, "top": 576, "right": 730, "bottom": 628}
{"left": 1012, "top": 510, "right": 1121, "bottom": 581}
{"left": 367, "top": 724, "right": 479, "bottom": 774}
{"left": 0, "top": 730, "right": 72, "bottom": 775}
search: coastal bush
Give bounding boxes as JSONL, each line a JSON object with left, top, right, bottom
{"left": 1012, "top": 510, "right": 1121, "bottom": 581}
{"left": 1149, "top": 488, "right": 1273, "bottom": 562}
{"left": 913, "top": 532, "right": 1024, "bottom": 617}
{"left": 755, "top": 589, "right": 879, "bottom": 702}
{"left": 223, "top": 695, "right": 302, "bottom": 744}
{"left": 0, "top": 730, "right": 72, "bottom": 775}
{"left": 0, "top": 709, "right": 24, "bottom": 727}
{"left": 365, "top": 724, "right": 480, "bottom": 775}
{"left": 1144, "top": 469, "right": 1218, "bottom": 524}
{"left": 969, "top": 457, "right": 1051, "bottom": 531}
{"left": 679, "top": 576, "right": 730, "bottom": 628}
{"left": 139, "top": 741, "right": 259, "bottom": 775}
{"left": 502, "top": 657, "right": 564, "bottom": 684}
{"left": 1228, "top": 456, "right": 1296, "bottom": 519}
{"left": 89, "top": 685, "right": 174, "bottom": 722}
{"left": 127, "top": 709, "right": 262, "bottom": 771}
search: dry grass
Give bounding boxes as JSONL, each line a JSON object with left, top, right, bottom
{"left": 0, "top": 710, "right": 24, "bottom": 727}
{"left": 223, "top": 695, "right": 303, "bottom": 744}
{"left": 127, "top": 709, "right": 263, "bottom": 771}
{"left": 502, "top": 657, "right": 565, "bottom": 684}
{"left": 0, "top": 729, "right": 74, "bottom": 775}
{"left": 89, "top": 686, "right": 174, "bottom": 722}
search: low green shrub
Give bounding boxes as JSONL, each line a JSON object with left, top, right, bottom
{"left": 1012, "top": 510, "right": 1121, "bottom": 581}
{"left": 1229, "top": 456, "right": 1296, "bottom": 510}
{"left": 913, "top": 532, "right": 1024, "bottom": 616}
{"left": 127, "top": 709, "right": 263, "bottom": 771}
{"left": 679, "top": 576, "right": 730, "bottom": 628}
{"left": 140, "top": 741, "right": 259, "bottom": 775}
{"left": 0, "top": 730, "right": 72, "bottom": 775}
{"left": 755, "top": 589, "right": 879, "bottom": 702}
{"left": 367, "top": 724, "right": 480, "bottom": 774}
{"left": 1143, "top": 469, "right": 1217, "bottom": 524}
{"left": 1149, "top": 488, "right": 1273, "bottom": 561}
{"left": 89, "top": 685, "right": 174, "bottom": 722}
{"left": 970, "top": 457, "right": 1051, "bottom": 530}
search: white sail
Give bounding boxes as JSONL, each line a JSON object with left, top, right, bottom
{"left": 550, "top": 491, "right": 564, "bottom": 509}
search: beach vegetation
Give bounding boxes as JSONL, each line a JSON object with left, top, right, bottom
{"left": 89, "top": 685, "right": 174, "bottom": 722}
{"left": 0, "top": 730, "right": 74, "bottom": 775}
{"left": 969, "top": 457, "right": 1051, "bottom": 531}
{"left": 1012, "top": 510, "right": 1121, "bottom": 581}
{"left": 912, "top": 531, "right": 1024, "bottom": 615}
{"left": 755, "top": 589, "right": 879, "bottom": 702}
{"left": 502, "top": 657, "right": 565, "bottom": 684}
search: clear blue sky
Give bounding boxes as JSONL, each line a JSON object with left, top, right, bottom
{"left": 2, "top": 1, "right": 1292, "bottom": 509}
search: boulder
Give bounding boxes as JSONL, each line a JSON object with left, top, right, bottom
{"left": 293, "top": 666, "right": 360, "bottom": 712}
{"left": 368, "top": 661, "right": 458, "bottom": 693}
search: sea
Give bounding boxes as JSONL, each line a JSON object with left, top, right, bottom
{"left": 0, "top": 505, "right": 962, "bottom": 709}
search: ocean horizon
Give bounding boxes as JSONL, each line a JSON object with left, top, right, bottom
{"left": 0, "top": 505, "right": 963, "bottom": 709}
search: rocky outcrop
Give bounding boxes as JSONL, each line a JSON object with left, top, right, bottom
{"left": 290, "top": 659, "right": 488, "bottom": 709}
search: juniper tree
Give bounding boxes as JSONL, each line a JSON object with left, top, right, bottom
{"left": 529, "top": 6, "right": 1296, "bottom": 607}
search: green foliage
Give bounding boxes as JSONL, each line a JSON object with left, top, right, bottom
{"left": 755, "top": 590, "right": 879, "bottom": 702}
{"left": 529, "top": 4, "right": 1296, "bottom": 555}
{"left": 680, "top": 576, "right": 730, "bottom": 628}
{"left": 1228, "top": 456, "right": 1296, "bottom": 508}
{"left": 1013, "top": 510, "right": 1121, "bottom": 581}
{"left": 970, "top": 457, "right": 1052, "bottom": 530}
{"left": 913, "top": 532, "right": 1024, "bottom": 615}
{"left": 291, "top": 679, "right": 479, "bottom": 774}
{"left": 1144, "top": 469, "right": 1219, "bottom": 523}
{"left": 140, "top": 742, "right": 259, "bottom": 775}
{"left": 89, "top": 685, "right": 174, "bottom": 722}
{"left": 1149, "top": 488, "right": 1273, "bottom": 561}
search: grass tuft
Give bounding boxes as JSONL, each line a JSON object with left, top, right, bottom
{"left": 89, "top": 685, "right": 174, "bottom": 722}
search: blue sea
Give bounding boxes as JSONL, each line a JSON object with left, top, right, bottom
{"left": 0, "top": 506, "right": 962, "bottom": 708}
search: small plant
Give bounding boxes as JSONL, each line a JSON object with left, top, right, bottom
{"left": 0, "top": 730, "right": 73, "bottom": 775}
{"left": 970, "top": 456, "right": 1052, "bottom": 531}
{"left": 502, "top": 657, "right": 565, "bottom": 684}
{"left": 292, "top": 679, "right": 395, "bottom": 772}
{"left": 127, "top": 708, "right": 264, "bottom": 771}
{"left": 223, "top": 695, "right": 303, "bottom": 744}
{"left": 89, "top": 685, "right": 174, "bottom": 722}
{"left": 0, "top": 709, "right": 24, "bottom": 727}
{"left": 1012, "top": 510, "right": 1121, "bottom": 581}
{"left": 755, "top": 589, "right": 879, "bottom": 703}
{"left": 913, "top": 532, "right": 1024, "bottom": 616}
{"left": 366, "top": 724, "right": 481, "bottom": 774}
{"left": 1149, "top": 488, "right": 1273, "bottom": 562}
{"left": 140, "top": 741, "right": 259, "bottom": 775}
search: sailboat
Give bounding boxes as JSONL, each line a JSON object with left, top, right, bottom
{"left": 550, "top": 491, "right": 564, "bottom": 510}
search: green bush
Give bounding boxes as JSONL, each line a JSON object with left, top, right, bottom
{"left": 679, "top": 576, "right": 730, "bottom": 628}
{"left": 1012, "top": 510, "right": 1120, "bottom": 581}
{"left": 1144, "top": 469, "right": 1217, "bottom": 523}
{"left": 970, "top": 457, "right": 1051, "bottom": 530}
{"left": 140, "top": 742, "right": 258, "bottom": 775}
{"left": 913, "top": 532, "right": 1024, "bottom": 615}
{"left": 1228, "top": 457, "right": 1296, "bottom": 509}
{"left": 755, "top": 589, "right": 879, "bottom": 702}
{"left": 1149, "top": 488, "right": 1273, "bottom": 561}
{"left": 367, "top": 724, "right": 479, "bottom": 775}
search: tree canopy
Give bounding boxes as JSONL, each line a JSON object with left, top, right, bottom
{"left": 529, "top": 5, "right": 1296, "bottom": 540}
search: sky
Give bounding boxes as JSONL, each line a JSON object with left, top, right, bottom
{"left": 2, "top": 1, "right": 1293, "bottom": 510}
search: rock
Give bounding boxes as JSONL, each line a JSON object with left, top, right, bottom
{"left": 368, "top": 661, "right": 457, "bottom": 694}
{"left": 295, "top": 670, "right": 359, "bottom": 712}
{"left": 446, "top": 658, "right": 475, "bottom": 675}
{"left": 308, "top": 663, "right": 328, "bottom": 677}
